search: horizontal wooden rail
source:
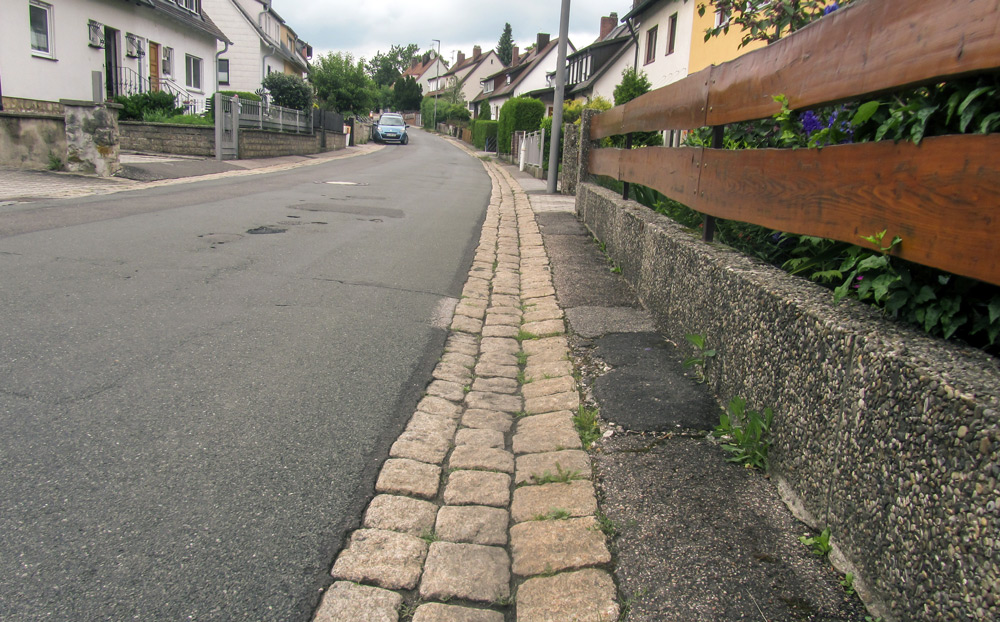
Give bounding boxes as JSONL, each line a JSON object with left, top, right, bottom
{"left": 588, "top": 134, "right": 1000, "bottom": 286}
{"left": 590, "top": 0, "right": 1000, "bottom": 136}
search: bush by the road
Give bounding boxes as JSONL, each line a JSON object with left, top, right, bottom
{"left": 472, "top": 120, "right": 498, "bottom": 150}
{"left": 497, "top": 97, "right": 544, "bottom": 154}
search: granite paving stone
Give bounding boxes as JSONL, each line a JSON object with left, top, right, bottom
{"left": 443, "top": 470, "right": 511, "bottom": 507}
{"left": 481, "top": 324, "right": 519, "bottom": 338}
{"left": 473, "top": 361, "right": 520, "bottom": 379}
{"left": 451, "top": 315, "right": 484, "bottom": 334}
{"left": 521, "top": 376, "right": 577, "bottom": 400}
{"left": 513, "top": 411, "right": 582, "bottom": 455}
{"left": 524, "top": 360, "right": 574, "bottom": 381}
{"left": 509, "top": 516, "right": 611, "bottom": 577}
{"left": 466, "top": 391, "right": 523, "bottom": 413}
{"left": 484, "top": 313, "right": 521, "bottom": 327}
{"left": 363, "top": 495, "right": 439, "bottom": 536}
{"left": 522, "top": 308, "right": 564, "bottom": 324}
{"left": 516, "top": 569, "right": 619, "bottom": 622}
{"left": 455, "top": 427, "right": 505, "bottom": 448}
{"left": 434, "top": 505, "right": 510, "bottom": 546}
{"left": 375, "top": 458, "right": 442, "bottom": 499}
{"left": 431, "top": 363, "right": 474, "bottom": 386}
{"left": 448, "top": 445, "right": 515, "bottom": 473}
{"left": 522, "top": 336, "right": 570, "bottom": 357}
{"left": 426, "top": 379, "right": 468, "bottom": 403}
{"left": 515, "top": 450, "right": 593, "bottom": 485}
{"left": 471, "top": 377, "right": 519, "bottom": 395}
{"left": 490, "top": 294, "right": 520, "bottom": 308}
{"left": 331, "top": 529, "right": 429, "bottom": 590}
{"left": 521, "top": 319, "right": 565, "bottom": 337}
{"left": 417, "top": 394, "right": 464, "bottom": 419}
{"left": 419, "top": 542, "right": 510, "bottom": 603}
{"left": 479, "top": 337, "right": 520, "bottom": 355}
{"left": 455, "top": 303, "right": 487, "bottom": 321}
{"left": 511, "top": 481, "right": 598, "bottom": 523}
{"left": 314, "top": 581, "right": 403, "bottom": 622}
{"left": 440, "top": 351, "right": 477, "bottom": 369}
{"left": 411, "top": 603, "right": 505, "bottom": 622}
{"left": 461, "top": 409, "right": 514, "bottom": 433}
{"left": 524, "top": 391, "right": 580, "bottom": 415}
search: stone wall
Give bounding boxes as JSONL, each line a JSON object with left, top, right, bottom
{"left": 0, "top": 111, "right": 66, "bottom": 170}
{"left": 119, "top": 122, "right": 215, "bottom": 157}
{"left": 62, "top": 101, "right": 120, "bottom": 177}
{"left": 575, "top": 181, "right": 1000, "bottom": 622}
{"left": 238, "top": 129, "right": 318, "bottom": 158}
{"left": 2, "top": 97, "right": 65, "bottom": 115}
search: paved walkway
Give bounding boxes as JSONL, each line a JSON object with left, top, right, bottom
{"left": 315, "top": 154, "right": 617, "bottom": 621}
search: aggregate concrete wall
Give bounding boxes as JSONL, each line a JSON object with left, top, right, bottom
{"left": 576, "top": 181, "right": 1000, "bottom": 622}
{"left": 120, "top": 122, "right": 215, "bottom": 157}
{"left": 0, "top": 112, "right": 66, "bottom": 170}
{"left": 238, "top": 129, "right": 319, "bottom": 158}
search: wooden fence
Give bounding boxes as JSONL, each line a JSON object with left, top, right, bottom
{"left": 584, "top": 0, "right": 1000, "bottom": 287}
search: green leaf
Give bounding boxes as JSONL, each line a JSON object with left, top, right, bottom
{"left": 942, "top": 314, "right": 968, "bottom": 339}
{"left": 924, "top": 305, "right": 943, "bottom": 332}
{"left": 957, "top": 86, "right": 993, "bottom": 116}
{"left": 871, "top": 273, "right": 897, "bottom": 302}
{"left": 980, "top": 112, "right": 1000, "bottom": 134}
{"left": 851, "top": 101, "right": 880, "bottom": 126}
{"left": 988, "top": 298, "right": 1000, "bottom": 324}
{"left": 913, "top": 285, "right": 937, "bottom": 304}
{"left": 685, "top": 333, "right": 706, "bottom": 349}
{"left": 857, "top": 254, "right": 889, "bottom": 272}
{"left": 911, "top": 105, "right": 938, "bottom": 145}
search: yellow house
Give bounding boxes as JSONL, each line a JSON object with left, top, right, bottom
{"left": 688, "top": 5, "right": 766, "bottom": 73}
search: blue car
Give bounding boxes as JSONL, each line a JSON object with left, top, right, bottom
{"left": 372, "top": 113, "right": 409, "bottom": 144}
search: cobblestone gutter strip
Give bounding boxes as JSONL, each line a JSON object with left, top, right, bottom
{"left": 314, "top": 156, "right": 618, "bottom": 621}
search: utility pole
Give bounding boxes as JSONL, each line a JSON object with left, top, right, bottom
{"left": 547, "top": 0, "right": 570, "bottom": 194}
{"left": 432, "top": 39, "right": 440, "bottom": 130}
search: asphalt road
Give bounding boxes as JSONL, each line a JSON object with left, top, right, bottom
{"left": 0, "top": 131, "right": 490, "bottom": 620}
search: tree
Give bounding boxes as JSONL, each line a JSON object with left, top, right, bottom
{"left": 394, "top": 76, "right": 423, "bottom": 111}
{"left": 366, "top": 43, "right": 420, "bottom": 87}
{"left": 479, "top": 101, "right": 491, "bottom": 121}
{"left": 310, "top": 52, "right": 374, "bottom": 114}
{"left": 698, "top": 0, "right": 853, "bottom": 48}
{"left": 496, "top": 23, "right": 514, "bottom": 65}
{"left": 261, "top": 73, "right": 313, "bottom": 110}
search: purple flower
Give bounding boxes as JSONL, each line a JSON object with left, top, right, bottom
{"left": 823, "top": 2, "right": 840, "bottom": 16}
{"left": 800, "top": 110, "right": 824, "bottom": 136}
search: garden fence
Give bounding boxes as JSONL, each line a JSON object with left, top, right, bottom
{"left": 583, "top": 0, "right": 1000, "bottom": 287}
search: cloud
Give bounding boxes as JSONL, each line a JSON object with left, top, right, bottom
{"left": 270, "top": 0, "right": 634, "bottom": 62}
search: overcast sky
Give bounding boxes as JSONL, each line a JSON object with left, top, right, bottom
{"left": 271, "top": 0, "right": 635, "bottom": 66}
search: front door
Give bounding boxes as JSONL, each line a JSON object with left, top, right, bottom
{"left": 104, "top": 26, "right": 120, "bottom": 98}
{"left": 149, "top": 42, "right": 160, "bottom": 91}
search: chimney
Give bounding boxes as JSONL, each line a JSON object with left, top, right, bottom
{"left": 600, "top": 13, "right": 618, "bottom": 40}
{"left": 473, "top": 45, "right": 482, "bottom": 59}
{"left": 457, "top": 51, "right": 465, "bottom": 65}
{"left": 410, "top": 58, "right": 418, "bottom": 69}
{"left": 537, "top": 33, "right": 550, "bottom": 50}
{"left": 512, "top": 46, "right": 519, "bottom": 62}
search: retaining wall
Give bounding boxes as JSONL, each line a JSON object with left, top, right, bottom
{"left": 239, "top": 129, "right": 318, "bottom": 158}
{"left": 576, "top": 181, "right": 1000, "bottom": 622}
{"left": 0, "top": 112, "right": 66, "bottom": 170}
{"left": 120, "top": 122, "right": 214, "bottom": 157}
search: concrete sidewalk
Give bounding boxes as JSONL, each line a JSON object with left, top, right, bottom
{"left": 0, "top": 143, "right": 383, "bottom": 204}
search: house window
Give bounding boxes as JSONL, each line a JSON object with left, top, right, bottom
{"left": 715, "top": 9, "right": 731, "bottom": 28}
{"left": 177, "top": 0, "right": 199, "bottom": 13}
{"left": 644, "top": 25, "right": 657, "bottom": 64}
{"left": 667, "top": 13, "right": 678, "bottom": 55}
{"left": 185, "top": 54, "right": 202, "bottom": 90}
{"left": 217, "top": 58, "right": 230, "bottom": 85}
{"left": 88, "top": 20, "right": 105, "bottom": 48}
{"left": 29, "top": 0, "right": 54, "bottom": 58}
{"left": 484, "top": 79, "right": 494, "bottom": 94}
{"left": 162, "top": 47, "right": 173, "bottom": 76}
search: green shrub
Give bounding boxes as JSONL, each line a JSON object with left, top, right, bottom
{"left": 473, "top": 120, "right": 498, "bottom": 150}
{"left": 261, "top": 73, "right": 313, "bottom": 110}
{"left": 496, "top": 96, "right": 544, "bottom": 154}
{"left": 114, "top": 91, "right": 182, "bottom": 121}
{"left": 420, "top": 97, "right": 471, "bottom": 129}
{"left": 479, "top": 100, "right": 491, "bottom": 120}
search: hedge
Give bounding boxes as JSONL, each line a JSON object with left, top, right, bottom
{"left": 472, "top": 120, "right": 498, "bottom": 150}
{"left": 496, "top": 97, "right": 544, "bottom": 154}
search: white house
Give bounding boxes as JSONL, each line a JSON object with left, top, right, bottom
{"left": 201, "top": 0, "right": 311, "bottom": 94}
{"left": 619, "top": 0, "right": 696, "bottom": 91}
{"left": 472, "top": 34, "right": 576, "bottom": 120}
{"left": 426, "top": 46, "right": 505, "bottom": 115}
{"left": 400, "top": 51, "right": 450, "bottom": 96}
{"left": 0, "top": 0, "right": 229, "bottom": 110}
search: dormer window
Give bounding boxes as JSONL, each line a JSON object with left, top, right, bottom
{"left": 505, "top": 75, "right": 511, "bottom": 85}
{"left": 176, "top": 0, "right": 199, "bottom": 13}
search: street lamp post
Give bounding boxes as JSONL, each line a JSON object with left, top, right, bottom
{"left": 547, "top": 0, "right": 571, "bottom": 194}
{"left": 432, "top": 39, "right": 441, "bottom": 131}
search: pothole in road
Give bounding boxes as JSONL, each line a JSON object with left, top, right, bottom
{"left": 198, "top": 233, "right": 244, "bottom": 246}
{"left": 247, "top": 226, "right": 287, "bottom": 235}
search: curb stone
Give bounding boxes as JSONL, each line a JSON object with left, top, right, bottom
{"left": 318, "top": 144, "right": 614, "bottom": 621}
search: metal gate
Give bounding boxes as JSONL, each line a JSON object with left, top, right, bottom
{"left": 214, "top": 93, "right": 238, "bottom": 160}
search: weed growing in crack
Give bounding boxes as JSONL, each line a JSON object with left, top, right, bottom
{"left": 529, "top": 463, "right": 581, "bottom": 485}
{"left": 799, "top": 527, "right": 832, "bottom": 557}
{"left": 574, "top": 405, "right": 601, "bottom": 449}
{"left": 517, "top": 329, "right": 540, "bottom": 342}
{"left": 682, "top": 333, "right": 716, "bottom": 383}
{"left": 595, "top": 509, "right": 618, "bottom": 538}
{"left": 713, "top": 396, "right": 773, "bottom": 470}
{"left": 533, "top": 508, "right": 571, "bottom": 521}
